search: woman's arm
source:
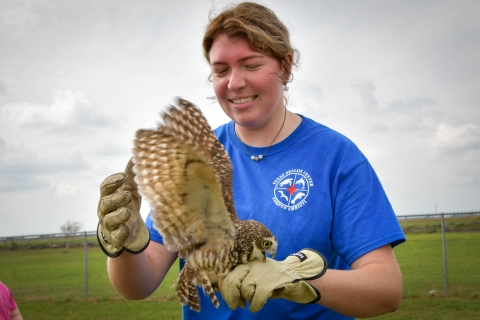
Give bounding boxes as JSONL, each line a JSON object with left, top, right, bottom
{"left": 10, "top": 307, "right": 22, "bottom": 320}
{"left": 309, "top": 244, "right": 403, "bottom": 318}
{"left": 107, "top": 240, "right": 178, "bottom": 300}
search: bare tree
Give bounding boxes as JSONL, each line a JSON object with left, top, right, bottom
{"left": 60, "top": 220, "right": 83, "bottom": 252}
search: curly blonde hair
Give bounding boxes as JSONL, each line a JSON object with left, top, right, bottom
{"left": 203, "top": 2, "right": 299, "bottom": 84}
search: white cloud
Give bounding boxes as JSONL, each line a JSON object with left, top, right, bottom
{"left": 0, "top": 79, "right": 6, "bottom": 95}
{"left": 389, "top": 97, "right": 437, "bottom": 113}
{"left": 55, "top": 181, "right": 77, "bottom": 196}
{"left": 289, "top": 80, "right": 327, "bottom": 119}
{"left": 383, "top": 96, "right": 441, "bottom": 133}
{"left": 0, "top": 0, "right": 479, "bottom": 235}
{"left": 351, "top": 78, "right": 379, "bottom": 110}
{"left": 1, "top": 89, "right": 110, "bottom": 131}
{"left": 433, "top": 123, "right": 480, "bottom": 154}
{"left": 0, "top": 137, "right": 88, "bottom": 192}
{"left": 0, "top": 0, "right": 43, "bottom": 37}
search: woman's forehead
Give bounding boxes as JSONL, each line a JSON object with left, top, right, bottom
{"left": 209, "top": 34, "right": 266, "bottom": 64}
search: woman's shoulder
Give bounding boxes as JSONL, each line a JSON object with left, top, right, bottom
{"left": 298, "top": 116, "right": 361, "bottom": 151}
{"left": 213, "top": 122, "right": 232, "bottom": 146}
{"left": 213, "top": 122, "right": 230, "bottom": 136}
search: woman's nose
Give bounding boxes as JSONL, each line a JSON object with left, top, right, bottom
{"left": 227, "top": 69, "right": 247, "bottom": 91}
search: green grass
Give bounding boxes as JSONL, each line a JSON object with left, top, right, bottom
{"left": 0, "top": 247, "right": 182, "bottom": 319}
{"left": 375, "top": 231, "right": 480, "bottom": 320}
{"left": 400, "top": 215, "right": 480, "bottom": 234}
{"left": 1, "top": 220, "right": 479, "bottom": 319}
{"left": 17, "top": 300, "right": 181, "bottom": 320}
{"left": 379, "top": 297, "right": 480, "bottom": 320}
{"left": 393, "top": 232, "right": 480, "bottom": 299}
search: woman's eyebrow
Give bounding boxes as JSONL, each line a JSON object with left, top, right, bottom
{"left": 211, "top": 54, "right": 266, "bottom": 66}
{"left": 239, "top": 54, "right": 266, "bottom": 62}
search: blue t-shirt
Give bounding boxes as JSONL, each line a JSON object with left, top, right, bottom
{"left": 146, "top": 115, "right": 405, "bottom": 319}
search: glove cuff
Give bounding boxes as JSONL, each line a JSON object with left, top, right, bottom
{"left": 124, "top": 225, "right": 150, "bottom": 255}
{"left": 97, "top": 223, "right": 124, "bottom": 258}
{"left": 272, "top": 281, "right": 322, "bottom": 304}
{"left": 300, "top": 248, "right": 327, "bottom": 280}
{"left": 97, "top": 223, "right": 150, "bottom": 258}
{"left": 288, "top": 248, "right": 328, "bottom": 281}
{"left": 306, "top": 283, "right": 321, "bottom": 304}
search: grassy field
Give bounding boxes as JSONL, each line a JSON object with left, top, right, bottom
{"left": 399, "top": 215, "right": 480, "bottom": 234}
{"left": 1, "top": 245, "right": 182, "bottom": 319}
{"left": 0, "top": 216, "right": 479, "bottom": 319}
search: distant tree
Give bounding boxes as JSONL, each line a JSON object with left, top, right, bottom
{"left": 60, "top": 220, "right": 83, "bottom": 252}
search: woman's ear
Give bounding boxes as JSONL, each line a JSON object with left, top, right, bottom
{"left": 286, "top": 52, "right": 293, "bottom": 65}
{"left": 282, "top": 52, "right": 294, "bottom": 84}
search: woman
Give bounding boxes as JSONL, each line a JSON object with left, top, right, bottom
{"left": 98, "top": 2, "right": 405, "bottom": 319}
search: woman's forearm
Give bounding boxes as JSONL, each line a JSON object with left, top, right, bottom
{"left": 107, "top": 241, "right": 177, "bottom": 300}
{"left": 309, "top": 245, "right": 403, "bottom": 318}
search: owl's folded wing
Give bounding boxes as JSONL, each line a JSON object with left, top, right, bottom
{"left": 132, "top": 129, "right": 235, "bottom": 253}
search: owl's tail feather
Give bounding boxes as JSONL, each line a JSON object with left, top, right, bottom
{"left": 172, "top": 270, "right": 181, "bottom": 288}
{"left": 176, "top": 265, "right": 220, "bottom": 311}
{"left": 176, "top": 265, "right": 201, "bottom": 312}
{"left": 199, "top": 270, "right": 220, "bottom": 309}
{"left": 187, "top": 282, "right": 200, "bottom": 311}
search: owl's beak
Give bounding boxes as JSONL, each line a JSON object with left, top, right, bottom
{"left": 266, "top": 245, "right": 277, "bottom": 259}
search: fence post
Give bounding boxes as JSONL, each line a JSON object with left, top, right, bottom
{"left": 84, "top": 231, "right": 88, "bottom": 300}
{"left": 440, "top": 213, "right": 449, "bottom": 297}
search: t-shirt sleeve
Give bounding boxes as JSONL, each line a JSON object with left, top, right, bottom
{"left": 332, "top": 160, "right": 405, "bottom": 266}
{"left": 145, "top": 211, "right": 165, "bottom": 245}
{"left": 10, "top": 293, "right": 18, "bottom": 312}
{"left": 0, "top": 282, "right": 18, "bottom": 313}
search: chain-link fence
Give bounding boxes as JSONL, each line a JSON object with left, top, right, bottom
{"left": 1, "top": 211, "right": 479, "bottom": 301}
{"left": 1, "top": 231, "right": 96, "bottom": 246}
{"left": 397, "top": 211, "right": 480, "bottom": 298}
{"left": 1, "top": 231, "right": 96, "bottom": 299}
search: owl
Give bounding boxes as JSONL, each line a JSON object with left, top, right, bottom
{"left": 131, "top": 98, "right": 278, "bottom": 311}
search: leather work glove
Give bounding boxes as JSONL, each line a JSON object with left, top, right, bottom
{"left": 97, "top": 158, "right": 150, "bottom": 258}
{"left": 220, "top": 249, "right": 327, "bottom": 313}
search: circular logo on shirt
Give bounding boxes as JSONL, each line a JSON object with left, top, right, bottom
{"left": 272, "top": 169, "right": 313, "bottom": 211}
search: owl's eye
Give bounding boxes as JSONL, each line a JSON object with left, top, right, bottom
{"left": 263, "top": 240, "right": 272, "bottom": 248}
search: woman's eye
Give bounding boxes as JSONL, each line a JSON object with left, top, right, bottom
{"left": 213, "top": 68, "right": 228, "bottom": 76}
{"left": 246, "top": 65, "right": 260, "bottom": 70}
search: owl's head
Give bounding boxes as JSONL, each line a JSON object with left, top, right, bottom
{"left": 240, "top": 220, "right": 278, "bottom": 263}
{"left": 253, "top": 235, "right": 278, "bottom": 261}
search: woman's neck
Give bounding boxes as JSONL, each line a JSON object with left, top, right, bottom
{"left": 235, "top": 110, "right": 302, "bottom": 147}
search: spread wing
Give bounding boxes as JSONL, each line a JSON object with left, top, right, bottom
{"left": 132, "top": 129, "right": 235, "bottom": 253}
{"left": 159, "top": 98, "right": 237, "bottom": 219}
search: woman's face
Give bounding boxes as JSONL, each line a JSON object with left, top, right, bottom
{"left": 209, "top": 34, "right": 286, "bottom": 130}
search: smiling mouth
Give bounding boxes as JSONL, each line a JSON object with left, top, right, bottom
{"left": 230, "top": 95, "right": 257, "bottom": 104}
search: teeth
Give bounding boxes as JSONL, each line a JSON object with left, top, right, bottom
{"left": 231, "top": 96, "right": 256, "bottom": 104}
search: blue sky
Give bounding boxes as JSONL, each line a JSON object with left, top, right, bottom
{"left": 0, "top": 0, "right": 479, "bottom": 236}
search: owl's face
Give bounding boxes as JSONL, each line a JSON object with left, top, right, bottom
{"left": 251, "top": 235, "right": 278, "bottom": 262}
{"left": 235, "top": 220, "right": 278, "bottom": 263}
